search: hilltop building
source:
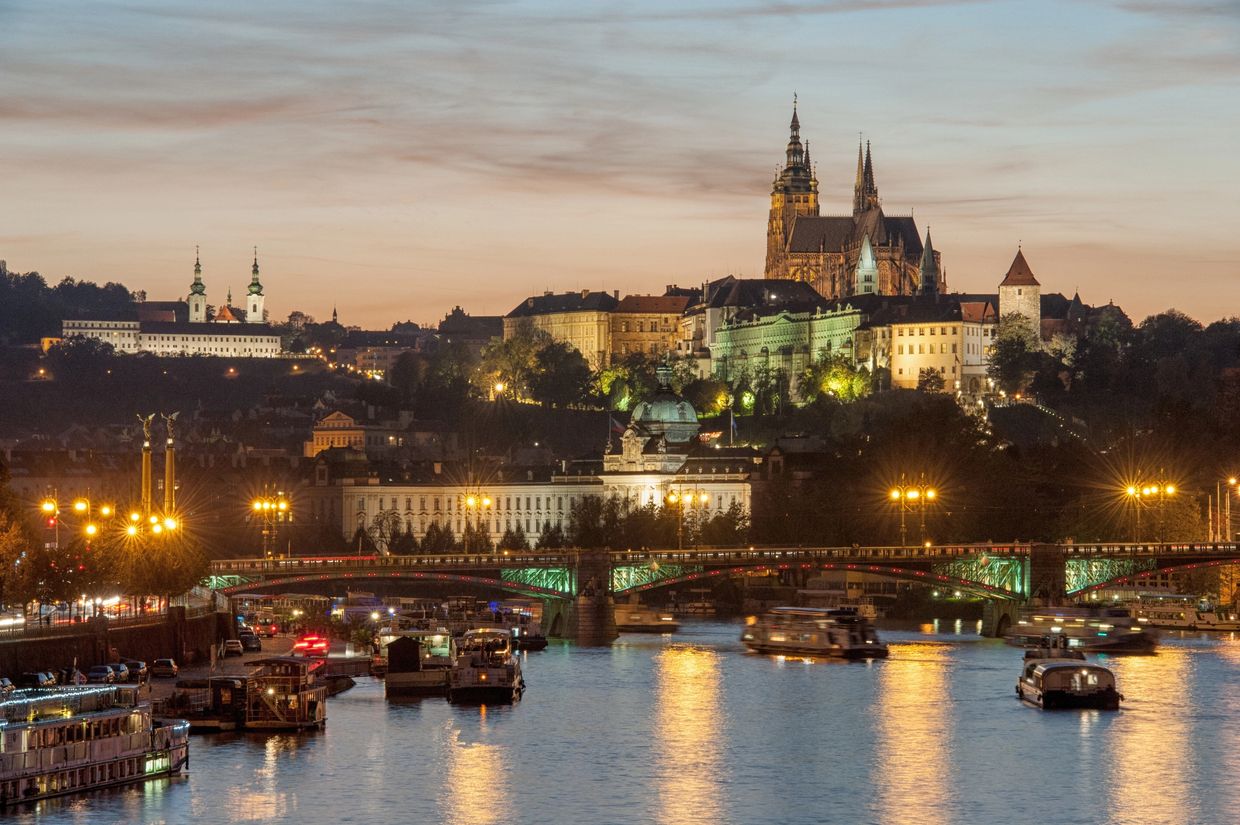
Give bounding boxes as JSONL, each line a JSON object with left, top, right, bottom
{"left": 763, "top": 103, "right": 944, "bottom": 302}
{"left": 62, "top": 251, "right": 281, "bottom": 357}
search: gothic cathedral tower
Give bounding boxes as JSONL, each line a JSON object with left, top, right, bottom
{"left": 765, "top": 100, "right": 819, "bottom": 279}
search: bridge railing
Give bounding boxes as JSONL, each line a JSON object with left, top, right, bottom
{"left": 208, "top": 551, "right": 578, "bottom": 575}
{"left": 1060, "top": 542, "right": 1240, "bottom": 555}
{"left": 610, "top": 544, "right": 1032, "bottom": 565}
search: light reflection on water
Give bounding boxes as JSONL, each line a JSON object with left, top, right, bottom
{"left": 654, "top": 645, "right": 723, "bottom": 825}
{"left": 9, "top": 622, "right": 1240, "bottom": 825}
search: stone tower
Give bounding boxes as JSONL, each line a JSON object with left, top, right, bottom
{"left": 187, "top": 248, "right": 208, "bottom": 323}
{"left": 918, "top": 228, "right": 939, "bottom": 297}
{"left": 998, "top": 247, "right": 1041, "bottom": 332}
{"left": 765, "top": 99, "right": 819, "bottom": 278}
{"left": 246, "top": 247, "right": 265, "bottom": 322}
{"left": 853, "top": 139, "right": 880, "bottom": 216}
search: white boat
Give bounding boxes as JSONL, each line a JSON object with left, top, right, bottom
{"left": 1191, "top": 610, "right": 1240, "bottom": 631}
{"left": 740, "top": 607, "right": 888, "bottom": 660}
{"left": 383, "top": 630, "right": 456, "bottom": 697}
{"left": 1016, "top": 638, "right": 1122, "bottom": 710}
{"left": 448, "top": 630, "right": 525, "bottom": 704}
{"left": 0, "top": 685, "right": 189, "bottom": 806}
{"left": 614, "top": 604, "right": 680, "bottom": 633}
{"left": 1130, "top": 604, "right": 1195, "bottom": 629}
{"left": 1005, "top": 606, "right": 1157, "bottom": 653}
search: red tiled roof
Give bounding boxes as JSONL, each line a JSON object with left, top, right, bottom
{"left": 999, "top": 249, "right": 1039, "bottom": 287}
{"left": 614, "top": 295, "right": 691, "bottom": 314}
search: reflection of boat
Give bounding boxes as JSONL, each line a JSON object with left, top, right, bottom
{"left": 1016, "top": 637, "right": 1122, "bottom": 710}
{"left": 448, "top": 630, "right": 525, "bottom": 704}
{"left": 740, "top": 607, "right": 888, "bottom": 660}
{"left": 615, "top": 604, "right": 680, "bottom": 633}
{"left": 1004, "top": 607, "right": 1157, "bottom": 653}
{"left": 0, "top": 685, "right": 189, "bottom": 806}
{"left": 383, "top": 630, "right": 456, "bottom": 697}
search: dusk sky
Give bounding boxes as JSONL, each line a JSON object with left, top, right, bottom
{"left": 1, "top": 0, "right": 1237, "bottom": 328}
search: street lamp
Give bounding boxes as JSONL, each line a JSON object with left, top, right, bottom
{"left": 888, "top": 476, "right": 938, "bottom": 547}
{"left": 251, "top": 490, "right": 291, "bottom": 558}
{"left": 463, "top": 493, "right": 494, "bottom": 553}
{"left": 666, "top": 489, "right": 710, "bottom": 550}
{"left": 1124, "top": 476, "right": 1178, "bottom": 543}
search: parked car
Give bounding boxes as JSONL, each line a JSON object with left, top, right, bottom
{"left": 57, "top": 667, "right": 86, "bottom": 685}
{"left": 106, "top": 663, "right": 130, "bottom": 683}
{"left": 121, "top": 659, "right": 148, "bottom": 682}
{"left": 87, "top": 665, "right": 115, "bottom": 684}
{"left": 0, "top": 677, "right": 14, "bottom": 694}
{"left": 150, "top": 658, "right": 179, "bottom": 678}
{"left": 239, "top": 634, "right": 262, "bottom": 652}
{"left": 17, "top": 672, "right": 55, "bottom": 688}
{"left": 223, "top": 639, "right": 244, "bottom": 656}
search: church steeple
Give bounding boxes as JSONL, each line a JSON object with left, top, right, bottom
{"left": 246, "top": 246, "right": 266, "bottom": 323}
{"left": 918, "top": 228, "right": 939, "bottom": 297}
{"left": 247, "top": 246, "right": 263, "bottom": 295}
{"left": 853, "top": 139, "right": 880, "bottom": 215}
{"left": 187, "top": 246, "right": 207, "bottom": 323}
{"left": 766, "top": 96, "right": 819, "bottom": 280}
{"left": 784, "top": 96, "right": 805, "bottom": 169}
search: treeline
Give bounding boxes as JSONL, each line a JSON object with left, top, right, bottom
{"left": 0, "top": 269, "right": 137, "bottom": 346}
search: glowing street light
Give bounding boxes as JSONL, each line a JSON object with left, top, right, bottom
{"left": 889, "top": 475, "right": 939, "bottom": 547}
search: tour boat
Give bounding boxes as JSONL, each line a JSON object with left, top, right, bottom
{"left": 740, "top": 606, "right": 889, "bottom": 660}
{"left": 1191, "top": 610, "right": 1240, "bottom": 631}
{"left": 1004, "top": 606, "right": 1157, "bottom": 653}
{"left": 382, "top": 630, "right": 456, "bottom": 697}
{"left": 614, "top": 604, "right": 680, "bottom": 633}
{"left": 0, "top": 684, "right": 189, "bottom": 806}
{"left": 448, "top": 629, "right": 525, "bottom": 704}
{"left": 1016, "top": 637, "right": 1123, "bottom": 710}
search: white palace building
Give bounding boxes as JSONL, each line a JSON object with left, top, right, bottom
{"left": 61, "top": 251, "right": 282, "bottom": 358}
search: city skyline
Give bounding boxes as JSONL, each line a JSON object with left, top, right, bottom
{"left": 1, "top": 0, "right": 1238, "bottom": 327}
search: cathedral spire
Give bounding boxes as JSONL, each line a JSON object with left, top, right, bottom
{"left": 918, "top": 227, "right": 939, "bottom": 297}
{"left": 854, "top": 139, "right": 880, "bottom": 215}
{"left": 785, "top": 95, "right": 804, "bottom": 169}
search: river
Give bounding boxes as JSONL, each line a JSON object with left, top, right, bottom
{"left": 11, "top": 619, "right": 1240, "bottom": 825}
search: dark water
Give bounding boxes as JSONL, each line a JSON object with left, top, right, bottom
{"left": 13, "top": 619, "right": 1240, "bottom": 825}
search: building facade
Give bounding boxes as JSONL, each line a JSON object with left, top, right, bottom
{"left": 610, "top": 294, "right": 691, "bottom": 359}
{"left": 504, "top": 290, "right": 620, "bottom": 370}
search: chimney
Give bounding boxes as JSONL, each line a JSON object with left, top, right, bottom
{"left": 613, "top": 289, "right": 619, "bottom": 299}
{"left": 580, "top": 289, "right": 589, "bottom": 300}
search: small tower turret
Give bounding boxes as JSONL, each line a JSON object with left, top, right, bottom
{"left": 998, "top": 246, "right": 1041, "bottom": 340}
{"left": 918, "top": 228, "right": 940, "bottom": 298}
{"left": 853, "top": 139, "right": 880, "bottom": 215}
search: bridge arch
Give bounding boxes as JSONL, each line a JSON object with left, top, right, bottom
{"left": 1068, "top": 558, "right": 1240, "bottom": 597}
{"left": 215, "top": 570, "right": 572, "bottom": 600}
{"left": 617, "top": 561, "right": 1022, "bottom": 600}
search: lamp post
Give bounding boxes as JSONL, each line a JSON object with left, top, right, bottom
{"left": 463, "top": 493, "right": 493, "bottom": 553}
{"left": 888, "top": 476, "right": 938, "bottom": 547}
{"left": 1216, "top": 477, "right": 1238, "bottom": 542}
{"left": 666, "top": 490, "right": 710, "bottom": 550}
{"left": 251, "top": 491, "right": 291, "bottom": 559}
{"left": 1124, "top": 477, "right": 1177, "bottom": 543}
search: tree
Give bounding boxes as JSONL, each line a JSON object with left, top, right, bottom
{"left": 498, "top": 524, "right": 530, "bottom": 551}
{"left": 529, "top": 341, "right": 593, "bottom": 407}
{"left": 368, "top": 510, "right": 403, "bottom": 555}
{"left": 477, "top": 320, "right": 549, "bottom": 400}
{"left": 534, "top": 521, "right": 565, "bottom": 549}
{"left": 350, "top": 525, "right": 378, "bottom": 554}
{"left": 699, "top": 502, "right": 750, "bottom": 546}
{"left": 988, "top": 313, "right": 1040, "bottom": 394}
{"left": 0, "top": 513, "right": 30, "bottom": 609}
{"left": 798, "top": 351, "right": 870, "bottom": 403}
{"left": 917, "top": 368, "right": 946, "bottom": 393}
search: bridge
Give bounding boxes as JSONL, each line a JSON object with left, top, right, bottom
{"left": 205, "top": 541, "right": 1240, "bottom": 641}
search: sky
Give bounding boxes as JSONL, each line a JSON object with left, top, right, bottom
{"left": 0, "top": 0, "right": 1237, "bottom": 328}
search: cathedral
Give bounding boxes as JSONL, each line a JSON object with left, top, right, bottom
{"left": 764, "top": 103, "right": 944, "bottom": 301}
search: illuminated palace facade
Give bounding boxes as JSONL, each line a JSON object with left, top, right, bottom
{"left": 764, "top": 103, "right": 944, "bottom": 302}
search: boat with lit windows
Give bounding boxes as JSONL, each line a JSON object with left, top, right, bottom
{"left": 448, "top": 629, "right": 525, "bottom": 704}
{"left": 1004, "top": 606, "right": 1157, "bottom": 653}
{"left": 380, "top": 629, "right": 457, "bottom": 697}
{"left": 442, "top": 599, "right": 549, "bottom": 651}
{"left": 615, "top": 603, "right": 680, "bottom": 633}
{"left": 243, "top": 657, "right": 328, "bottom": 730}
{"left": 740, "top": 606, "right": 889, "bottom": 660}
{"left": 0, "top": 684, "right": 189, "bottom": 806}
{"left": 1016, "top": 636, "right": 1123, "bottom": 710}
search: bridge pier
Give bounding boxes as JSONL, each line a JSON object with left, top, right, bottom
{"left": 542, "top": 549, "right": 617, "bottom": 645}
{"left": 980, "top": 601, "right": 1021, "bottom": 638}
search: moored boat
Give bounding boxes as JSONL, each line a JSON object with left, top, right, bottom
{"left": 740, "top": 606, "right": 888, "bottom": 660}
{"left": 448, "top": 629, "right": 525, "bottom": 704}
{"left": 383, "top": 630, "right": 456, "bottom": 697}
{"left": 1016, "top": 637, "right": 1123, "bottom": 710}
{"left": 0, "top": 685, "right": 189, "bottom": 806}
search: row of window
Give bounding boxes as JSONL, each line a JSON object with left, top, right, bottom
{"left": 898, "top": 343, "right": 958, "bottom": 356}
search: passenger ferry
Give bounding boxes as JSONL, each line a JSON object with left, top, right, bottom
{"left": 740, "top": 607, "right": 889, "bottom": 660}
{"left": 1004, "top": 606, "right": 1157, "bottom": 653}
{"left": 1016, "top": 637, "right": 1123, "bottom": 710}
{"left": 614, "top": 604, "right": 680, "bottom": 633}
{"left": 448, "top": 629, "right": 525, "bottom": 704}
{"left": 0, "top": 685, "right": 189, "bottom": 806}
{"left": 382, "top": 630, "right": 456, "bottom": 697}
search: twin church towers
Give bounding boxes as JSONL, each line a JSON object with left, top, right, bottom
{"left": 186, "top": 248, "right": 266, "bottom": 324}
{"left": 763, "top": 100, "right": 944, "bottom": 302}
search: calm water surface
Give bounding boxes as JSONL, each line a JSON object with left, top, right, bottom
{"left": 14, "top": 620, "right": 1240, "bottom": 825}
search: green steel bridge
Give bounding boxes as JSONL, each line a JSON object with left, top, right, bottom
{"left": 204, "top": 541, "right": 1240, "bottom": 603}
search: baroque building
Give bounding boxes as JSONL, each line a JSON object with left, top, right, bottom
{"left": 763, "top": 103, "right": 944, "bottom": 302}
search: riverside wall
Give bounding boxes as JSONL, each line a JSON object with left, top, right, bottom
{"left": 0, "top": 608, "right": 233, "bottom": 675}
